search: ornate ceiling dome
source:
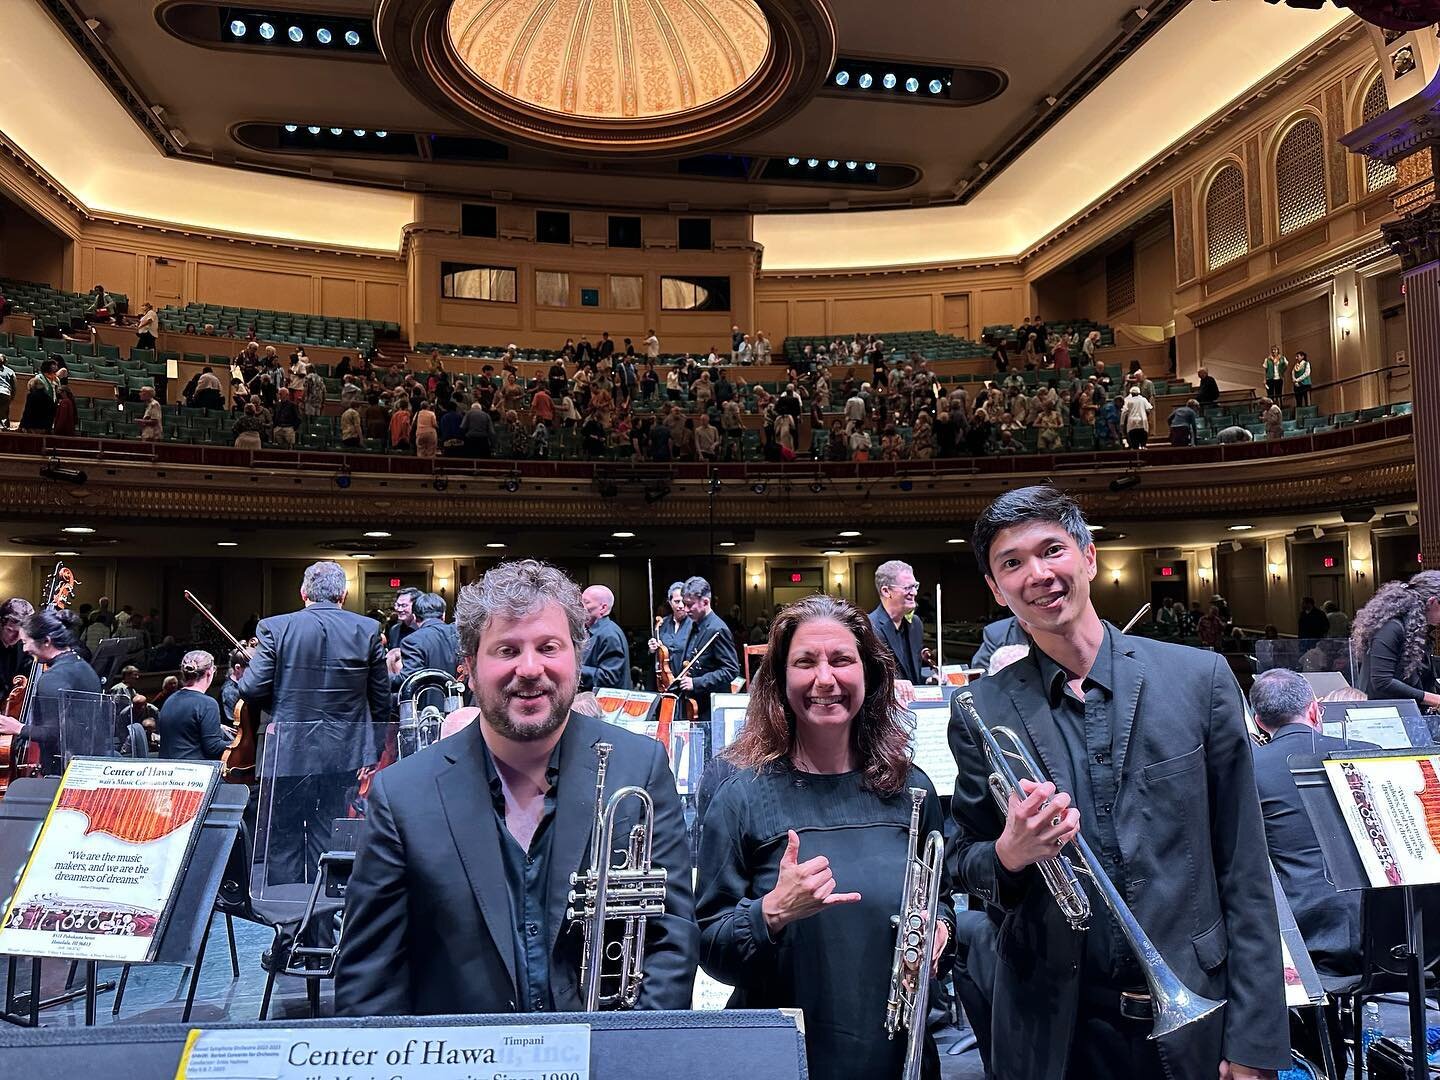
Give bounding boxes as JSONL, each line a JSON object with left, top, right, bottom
{"left": 445, "top": 0, "right": 772, "bottom": 122}
{"left": 378, "top": 0, "right": 836, "bottom": 156}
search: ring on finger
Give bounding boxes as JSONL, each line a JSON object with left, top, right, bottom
{"left": 1054, "top": 837, "right": 1065, "bottom": 846}
{"left": 1049, "top": 815, "right": 1062, "bottom": 828}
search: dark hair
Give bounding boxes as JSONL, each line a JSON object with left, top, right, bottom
{"left": 1249, "top": 668, "right": 1316, "bottom": 731}
{"left": 22, "top": 606, "right": 83, "bottom": 650}
{"left": 726, "top": 594, "right": 912, "bottom": 797}
{"left": 1352, "top": 570, "right": 1440, "bottom": 683}
{"left": 1, "top": 597, "right": 35, "bottom": 625}
{"left": 395, "top": 586, "right": 423, "bottom": 604}
{"left": 413, "top": 591, "right": 446, "bottom": 621}
{"left": 971, "top": 485, "right": 1093, "bottom": 575}
{"left": 683, "top": 576, "right": 712, "bottom": 600}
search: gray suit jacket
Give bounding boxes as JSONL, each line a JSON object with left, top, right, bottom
{"left": 334, "top": 713, "right": 698, "bottom": 1016}
{"left": 236, "top": 601, "right": 389, "bottom": 775}
{"left": 948, "top": 629, "right": 1289, "bottom": 1079}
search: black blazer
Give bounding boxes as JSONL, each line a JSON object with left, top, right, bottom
{"left": 970, "top": 616, "right": 1025, "bottom": 673}
{"left": 1357, "top": 617, "right": 1438, "bottom": 704}
{"left": 868, "top": 605, "right": 925, "bottom": 684}
{"left": 334, "top": 713, "right": 698, "bottom": 1016}
{"left": 678, "top": 611, "right": 740, "bottom": 722}
{"left": 392, "top": 619, "right": 461, "bottom": 690}
{"left": 156, "top": 687, "right": 228, "bottom": 761}
{"left": 236, "top": 601, "right": 389, "bottom": 776}
{"left": 20, "top": 650, "right": 103, "bottom": 775}
{"left": 948, "top": 629, "right": 1289, "bottom": 1079}
{"left": 1253, "top": 723, "right": 1374, "bottom": 979}
{"left": 580, "top": 615, "right": 630, "bottom": 691}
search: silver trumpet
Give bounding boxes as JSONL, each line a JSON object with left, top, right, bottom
{"left": 396, "top": 668, "right": 464, "bottom": 757}
{"left": 955, "top": 690, "right": 1225, "bottom": 1039}
{"left": 566, "top": 741, "right": 668, "bottom": 1010}
{"left": 884, "top": 787, "right": 946, "bottom": 1080}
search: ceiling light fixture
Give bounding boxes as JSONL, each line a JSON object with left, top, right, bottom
{"left": 364, "top": 530, "right": 392, "bottom": 538}
{"left": 946, "top": 538, "right": 966, "bottom": 544}
{"left": 839, "top": 530, "right": 861, "bottom": 537}
{"left": 928, "top": 79, "right": 944, "bottom": 94}
{"left": 229, "top": 19, "right": 247, "bottom": 37}
{"left": 375, "top": 131, "right": 387, "bottom": 138}
{"left": 307, "top": 126, "right": 321, "bottom": 134}
{"left": 905, "top": 77, "right": 920, "bottom": 92}
{"left": 62, "top": 526, "right": 95, "bottom": 535}
{"left": 834, "top": 70, "right": 850, "bottom": 86}
{"left": 284, "top": 124, "right": 298, "bottom": 133}
{"left": 216, "top": 541, "right": 238, "bottom": 547}
{"left": 612, "top": 531, "right": 635, "bottom": 538}
{"left": 353, "top": 129, "right": 367, "bottom": 136}
{"left": 1227, "top": 524, "right": 1253, "bottom": 532}
{"left": 719, "top": 541, "right": 736, "bottom": 548}
{"left": 351, "top": 553, "right": 373, "bottom": 560}
{"left": 858, "top": 73, "right": 873, "bottom": 89}
{"left": 344, "top": 29, "right": 361, "bottom": 46}
{"left": 822, "top": 549, "right": 843, "bottom": 556}
{"left": 316, "top": 27, "right": 332, "bottom": 44}
{"left": 845, "top": 160, "right": 858, "bottom": 170}
{"left": 287, "top": 25, "right": 304, "bottom": 42}
{"left": 882, "top": 73, "right": 897, "bottom": 89}
{"left": 826, "top": 159, "right": 839, "bottom": 169}
{"left": 486, "top": 542, "right": 506, "bottom": 549}
{"left": 329, "top": 127, "right": 343, "bottom": 135}
{"left": 864, "top": 162, "right": 876, "bottom": 171}
{"left": 599, "top": 553, "right": 616, "bottom": 559}
{"left": 806, "top": 158, "right": 819, "bottom": 168}
{"left": 258, "top": 21, "right": 276, "bottom": 40}
{"left": 787, "top": 156, "right": 800, "bottom": 166}
{"left": 53, "top": 550, "right": 79, "bottom": 557}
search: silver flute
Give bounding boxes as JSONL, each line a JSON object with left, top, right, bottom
{"left": 566, "top": 741, "right": 668, "bottom": 1010}
{"left": 884, "top": 787, "right": 945, "bottom": 1080}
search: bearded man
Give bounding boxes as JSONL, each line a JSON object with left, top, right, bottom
{"left": 335, "top": 559, "right": 697, "bottom": 1016}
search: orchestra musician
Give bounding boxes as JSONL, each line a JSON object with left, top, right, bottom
{"left": 236, "top": 560, "right": 390, "bottom": 885}
{"left": 390, "top": 591, "right": 461, "bottom": 689}
{"left": 970, "top": 614, "right": 1025, "bottom": 673}
{"left": 156, "top": 650, "right": 229, "bottom": 761}
{"left": 387, "top": 586, "right": 422, "bottom": 649}
{"left": 947, "top": 486, "right": 1287, "bottom": 1080}
{"left": 0, "top": 606, "right": 103, "bottom": 775}
{"left": 1351, "top": 569, "right": 1440, "bottom": 709}
{"left": 0, "top": 597, "right": 35, "bottom": 692}
{"left": 674, "top": 576, "right": 740, "bottom": 724}
{"left": 647, "top": 580, "right": 688, "bottom": 684}
{"left": 868, "top": 560, "right": 928, "bottom": 702}
{"left": 697, "top": 594, "right": 953, "bottom": 1080}
{"left": 335, "top": 559, "right": 697, "bottom": 1016}
{"left": 579, "top": 585, "right": 629, "bottom": 691}
{"left": 220, "top": 647, "right": 248, "bottom": 721}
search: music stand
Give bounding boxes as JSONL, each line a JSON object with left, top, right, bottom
{"left": 0, "top": 777, "right": 248, "bottom": 1027}
{"left": 89, "top": 638, "right": 144, "bottom": 688}
{"left": 1289, "top": 748, "right": 1440, "bottom": 1080}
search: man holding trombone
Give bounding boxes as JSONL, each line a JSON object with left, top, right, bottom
{"left": 947, "top": 486, "right": 1287, "bottom": 1079}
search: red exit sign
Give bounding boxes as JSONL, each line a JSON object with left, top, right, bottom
{"left": 1322, "top": 557, "right": 1335, "bottom": 569}
{"left": 790, "top": 573, "right": 803, "bottom": 583}
{"left": 389, "top": 577, "right": 403, "bottom": 588}
{"left": 1159, "top": 566, "right": 1173, "bottom": 577}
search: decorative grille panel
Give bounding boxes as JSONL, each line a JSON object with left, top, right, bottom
{"left": 1363, "top": 76, "right": 1398, "bottom": 192}
{"left": 1276, "top": 119, "right": 1327, "bottom": 236}
{"left": 1106, "top": 243, "right": 1135, "bottom": 316}
{"left": 1205, "top": 165, "right": 1248, "bottom": 271}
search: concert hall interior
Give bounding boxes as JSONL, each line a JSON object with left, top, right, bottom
{"left": 2, "top": 1, "right": 1440, "bottom": 1077}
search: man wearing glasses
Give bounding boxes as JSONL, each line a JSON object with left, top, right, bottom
{"left": 867, "top": 560, "right": 926, "bottom": 704}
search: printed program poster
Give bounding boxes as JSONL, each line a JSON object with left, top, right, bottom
{"left": 0, "top": 758, "right": 219, "bottom": 962}
{"left": 1323, "top": 753, "right": 1440, "bottom": 888}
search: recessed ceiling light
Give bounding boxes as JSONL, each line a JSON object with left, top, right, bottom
{"left": 375, "top": 130, "right": 387, "bottom": 138}
{"left": 329, "top": 127, "right": 343, "bottom": 135}
{"left": 826, "top": 159, "right": 839, "bottom": 169}
{"left": 287, "top": 25, "right": 304, "bottom": 42}
{"left": 307, "top": 126, "right": 321, "bottom": 134}
{"left": 822, "top": 549, "right": 843, "bottom": 556}
{"left": 257, "top": 21, "right": 275, "bottom": 40}
{"left": 1089, "top": 525, "right": 1104, "bottom": 531}
{"left": 315, "top": 27, "right": 332, "bottom": 44}
{"left": 228, "top": 19, "right": 247, "bottom": 37}
{"left": 1228, "top": 525, "right": 1253, "bottom": 532}
{"left": 53, "top": 550, "right": 79, "bottom": 556}
{"left": 62, "top": 526, "right": 95, "bottom": 534}
{"left": 283, "top": 124, "right": 298, "bottom": 132}
{"left": 364, "top": 530, "right": 392, "bottom": 538}
{"left": 599, "top": 553, "right": 616, "bottom": 559}
{"left": 344, "top": 29, "right": 361, "bottom": 46}
{"left": 864, "top": 161, "right": 877, "bottom": 171}
{"left": 858, "top": 73, "right": 873, "bottom": 89}
{"left": 946, "top": 538, "right": 966, "bottom": 544}
{"left": 719, "top": 541, "right": 736, "bottom": 548}
{"left": 928, "top": 79, "right": 944, "bottom": 94}
{"left": 834, "top": 70, "right": 850, "bottom": 86}
{"left": 353, "top": 129, "right": 367, "bottom": 136}
{"left": 882, "top": 73, "right": 898, "bottom": 89}
{"left": 486, "top": 542, "right": 506, "bottom": 549}
{"left": 612, "top": 531, "right": 635, "bottom": 538}
{"left": 216, "top": 541, "right": 238, "bottom": 547}
{"left": 806, "top": 158, "right": 820, "bottom": 168}
{"left": 351, "top": 553, "right": 373, "bottom": 559}
{"left": 839, "top": 530, "right": 861, "bottom": 537}
{"left": 904, "top": 77, "right": 920, "bottom": 93}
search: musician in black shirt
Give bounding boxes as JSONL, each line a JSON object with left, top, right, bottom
{"left": 157, "top": 650, "right": 229, "bottom": 761}
{"left": 0, "top": 597, "right": 35, "bottom": 694}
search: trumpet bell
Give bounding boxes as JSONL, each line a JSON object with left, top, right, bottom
{"left": 1149, "top": 985, "right": 1225, "bottom": 1041}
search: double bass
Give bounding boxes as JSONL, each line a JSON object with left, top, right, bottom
{"left": 0, "top": 564, "right": 78, "bottom": 797}
{"left": 182, "top": 590, "right": 257, "bottom": 786}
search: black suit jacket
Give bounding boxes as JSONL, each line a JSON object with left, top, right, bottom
{"left": 970, "top": 616, "right": 1025, "bottom": 672}
{"left": 868, "top": 605, "right": 925, "bottom": 684}
{"left": 334, "top": 713, "right": 698, "bottom": 1016}
{"left": 236, "top": 601, "right": 389, "bottom": 776}
{"left": 392, "top": 619, "right": 461, "bottom": 690}
{"left": 1254, "top": 723, "right": 1374, "bottom": 979}
{"left": 678, "top": 611, "right": 740, "bottom": 722}
{"left": 20, "top": 649, "right": 103, "bottom": 775}
{"left": 580, "top": 615, "right": 630, "bottom": 690}
{"left": 948, "top": 630, "right": 1289, "bottom": 1079}
{"left": 1358, "top": 617, "right": 1438, "bottom": 705}
{"left": 156, "top": 687, "right": 228, "bottom": 761}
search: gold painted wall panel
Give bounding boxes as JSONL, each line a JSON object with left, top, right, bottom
{"left": 195, "top": 262, "right": 314, "bottom": 313}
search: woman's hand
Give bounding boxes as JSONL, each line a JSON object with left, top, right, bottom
{"left": 761, "top": 830, "right": 862, "bottom": 935}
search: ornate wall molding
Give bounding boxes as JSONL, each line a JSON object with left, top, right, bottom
{"left": 1188, "top": 236, "right": 1390, "bottom": 325}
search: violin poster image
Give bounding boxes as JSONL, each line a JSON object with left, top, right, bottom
{"left": 1323, "top": 754, "right": 1440, "bottom": 889}
{"left": 0, "top": 757, "right": 219, "bottom": 962}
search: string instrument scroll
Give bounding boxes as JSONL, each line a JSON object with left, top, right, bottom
{"left": 182, "top": 590, "right": 257, "bottom": 786}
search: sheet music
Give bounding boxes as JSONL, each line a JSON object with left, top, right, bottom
{"left": 1322, "top": 706, "right": 1412, "bottom": 750}
{"left": 909, "top": 707, "right": 957, "bottom": 796}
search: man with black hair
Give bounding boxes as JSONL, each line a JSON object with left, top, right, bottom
{"left": 0, "top": 597, "right": 35, "bottom": 691}
{"left": 388, "top": 586, "right": 422, "bottom": 649}
{"left": 675, "top": 576, "right": 739, "bottom": 725}
{"left": 947, "top": 484, "right": 1287, "bottom": 1080}
{"left": 392, "top": 591, "right": 461, "bottom": 688}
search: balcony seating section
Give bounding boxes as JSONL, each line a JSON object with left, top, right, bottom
{"left": 1, "top": 277, "right": 129, "bottom": 330}
{"left": 159, "top": 302, "right": 399, "bottom": 351}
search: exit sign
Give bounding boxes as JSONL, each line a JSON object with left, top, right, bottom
{"left": 389, "top": 577, "right": 403, "bottom": 588}
{"left": 790, "top": 573, "right": 803, "bottom": 583}
{"left": 1322, "top": 557, "right": 1335, "bottom": 569}
{"left": 1159, "top": 567, "right": 1173, "bottom": 577}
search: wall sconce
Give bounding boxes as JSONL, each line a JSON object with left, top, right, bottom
{"left": 435, "top": 576, "right": 451, "bottom": 592}
{"left": 1351, "top": 558, "right": 1367, "bottom": 581}
{"left": 750, "top": 574, "right": 761, "bottom": 590}
{"left": 1336, "top": 293, "right": 1353, "bottom": 339}
{"left": 1111, "top": 570, "right": 1122, "bottom": 587}
{"left": 1267, "top": 562, "right": 1282, "bottom": 583}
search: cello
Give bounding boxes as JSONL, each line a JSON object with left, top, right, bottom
{"left": 0, "top": 563, "right": 78, "bottom": 797}
{"left": 182, "top": 590, "right": 258, "bottom": 786}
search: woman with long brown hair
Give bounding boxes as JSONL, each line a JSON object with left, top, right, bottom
{"left": 1352, "top": 569, "right": 1440, "bottom": 709}
{"left": 696, "top": 594, "right": 953, "bottom": 1080}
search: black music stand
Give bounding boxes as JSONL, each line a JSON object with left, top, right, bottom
{"left": 1290, "top": 749, "right": 1440, "bottom": 1080}
{"left": 0, "top": 777, "right": 248, "bottom": 1027}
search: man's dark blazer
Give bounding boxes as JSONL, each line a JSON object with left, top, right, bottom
{"left": 156, "top": 687, "right": 228, "bottom": 761}
{"left": 1254, "top": 723, "right": 1375, "bottom": 979}
{"left": 334, "top": 712, "right": 698, "bottom": 1016}
{"left": 947, "top": 628, "right": 1289, "bottom": 1079}
{"left": 678, "top": 610, "right": 739, "bottom": 723}
{"left": 392, "top": 618, "right": 461, "bottom": 690}
{"left": 970, "top": 615, "right": 1025, "bottom": 673}
{"left": 868, "top": 604, "right": 926, "bottom": 684}
{"left": 237, "top": 600, "right": 389, "bottom": 776}
{"left": 580, "top": 614, "right": 630, "bottom": 690}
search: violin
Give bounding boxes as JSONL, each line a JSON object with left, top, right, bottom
{"left": 182, "top": 590, "right": 257, "bottom": 786}
{"left": 0, "top": 564, "right": 78, "bottom": 797}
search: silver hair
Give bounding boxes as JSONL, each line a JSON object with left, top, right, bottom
{"left": 1248, "top": 668, "right": 1316, "bottom": 731}
{"left": 302, "top": 561, "right": 347, "bottom": 603}
{"left": 874, "top": 559, "right": 914, "bottom": 593}
{"left": 413, "top": 591, "right": 446, "bottom": 621}
{"left": 455, "top": 559, "right": 588, "bottom": 663}
{"left": 180, "top": 649, "right": 216, "bottom": 684}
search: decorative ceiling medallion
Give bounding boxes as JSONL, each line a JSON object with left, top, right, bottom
{"left": 377, "top": 0, "right": 837, "bottom": 156}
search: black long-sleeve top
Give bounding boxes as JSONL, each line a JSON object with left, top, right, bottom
{"left": 697, "top": 761, "right": 953, "bottom": 1080}
{"left": 1358, "top": 617, "right": 1438, "bottom": 704}
{"left": 156, "top": 687, "right": 228, "bottom": 761}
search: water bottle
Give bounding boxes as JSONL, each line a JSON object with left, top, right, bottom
{"left": 1361, "top": 1001, "right": 1384, "bottom": 1063}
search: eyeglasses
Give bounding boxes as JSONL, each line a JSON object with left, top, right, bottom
{"left": 886, "top": 584, "right": 920, "bottom": 594}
